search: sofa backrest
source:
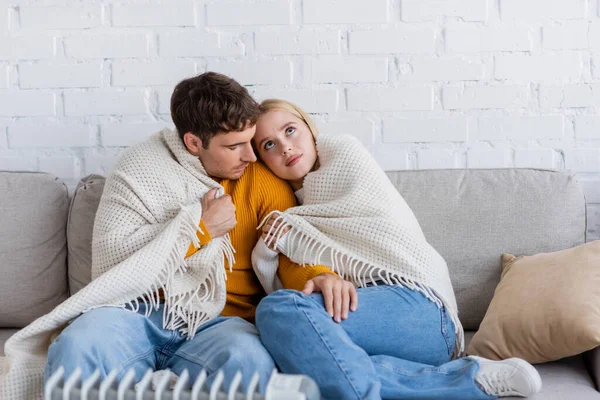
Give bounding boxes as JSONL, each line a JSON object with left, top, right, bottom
{"left": 40, "top": 168, "right": 590, "bottom": 331}
{"left": 0, "top": 172, "right": 69, "bottom": 328}
{"left": 386, "top": 168, "right": 586, "bottom": 329}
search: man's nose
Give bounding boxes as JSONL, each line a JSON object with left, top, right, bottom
{"left": 242, "top": 143, "right": 257, "bottom": 162}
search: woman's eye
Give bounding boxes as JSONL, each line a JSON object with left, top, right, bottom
{"left": 264, "top": 141, "right": 274, "bottom": 150}
{"left": 285, "top": 127, "right": 295, "bottom": 135}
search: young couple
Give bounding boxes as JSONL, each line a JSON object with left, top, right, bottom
{"left": 1, "top": 72, "right": 540, "bottom": 400}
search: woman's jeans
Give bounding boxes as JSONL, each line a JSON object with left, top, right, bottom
{"left": 256, "top": 285, "right": 494, "bottom": 400}
{"left": 44, "top": 304, "right": 276, "bottom": 394}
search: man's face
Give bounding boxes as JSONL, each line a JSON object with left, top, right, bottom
{"left": 188, "top": 124, "right": 258, "bottom": 180}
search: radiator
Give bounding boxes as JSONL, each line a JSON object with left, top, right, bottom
{"left": 45, "top": 367, "right": 320, "bottom": 400}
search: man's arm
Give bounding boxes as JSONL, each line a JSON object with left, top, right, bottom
{"left": 186, "top": 188, "right": 236, "bottom": 258}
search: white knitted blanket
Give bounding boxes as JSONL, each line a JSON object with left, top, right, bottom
{"left": 0, "top": 128, "right": 235, "bottom": 400}
{"left": 255, "top": 134, "right": 464, "bottom": 357}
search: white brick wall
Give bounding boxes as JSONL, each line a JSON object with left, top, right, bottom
{"left": 0, "top": 0, "right": 599, "bottom": 235}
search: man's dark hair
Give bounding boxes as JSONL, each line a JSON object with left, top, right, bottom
{"left": 170, "top": 72, "right": 260, "bottom": 148}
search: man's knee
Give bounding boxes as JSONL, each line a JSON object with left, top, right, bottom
{"left": 256, "top": 289, "right": 304, "bottom": 323}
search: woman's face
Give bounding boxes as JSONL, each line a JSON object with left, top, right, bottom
{"left": 254, "top": 110, "right": 317, "bottom": 186}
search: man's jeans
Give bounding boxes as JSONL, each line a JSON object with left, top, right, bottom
{"left": 256, "top": 285, "right": 494, "bottom": 400}
{"left": 44, "top": 304, "right": 276, "bottom": 393}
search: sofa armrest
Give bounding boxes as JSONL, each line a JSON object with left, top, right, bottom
{"left": 584, "top": 347, "right": 600, "bottom": 391}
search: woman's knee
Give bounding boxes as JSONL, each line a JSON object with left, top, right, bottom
{"left": 256, "top": 289, "right": 307, "bottom": 330}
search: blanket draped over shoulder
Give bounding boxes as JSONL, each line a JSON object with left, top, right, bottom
{"left": 0, "top": 128, "right": 235, "bottom": 400}
{"left": 253, "top": 134, "right": 464, "bottom": 358}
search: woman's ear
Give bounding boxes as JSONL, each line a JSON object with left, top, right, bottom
{"left": 183, "top": 132, "right": 203, "bottom": 156}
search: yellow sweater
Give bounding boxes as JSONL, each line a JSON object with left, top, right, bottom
{"left": 185, "top": 162, "right": 334, "bottom": 321}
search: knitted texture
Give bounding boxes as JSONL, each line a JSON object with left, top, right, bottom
{"left": 0, "top": 128, "right": 234, "bottom": 400}
{"left": 259, "top": 134, "right": 464, "bottom": 356}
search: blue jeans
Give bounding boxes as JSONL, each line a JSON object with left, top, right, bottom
{"left": 256, "top": 286, "right": 494, "bottom": 400}
{"left": 44, "top": 303, "right": 276, "bottom": 393}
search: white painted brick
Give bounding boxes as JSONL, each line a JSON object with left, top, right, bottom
{"left": 565, "top": 149, "right": 600, "bottom": 172}
{"left": 0, "top": 154, "right": 37, "bottom": 171}
{"left": 539, "top": 85, "right": 597, "bottom": 108}
{"left": 0, "top": 6, "right": 8, "bottom": 34}
{"left": 349, "top": 27, "right": 435, "bottom": 54}
{"left": 312, "top": 57, "right": 387, "bottom": 83}
{"left": 156, "top": 87, "right": 172, "bottom": 115}
{"left": 591, "top": 22, "right": 600, "bottom": 50}
{"left": 514, "top": 149, "right": 558, "bottom": 169}
{"left": 64, "top": 91, "right": 147, "bottom": 116}
{"left": 101, "top": 123, "right": 168, "bottom": 146}
{"left": 0, "top": 91, "right": 54, "bottom": 117}
{"left": 543, "top": 23, "right": 588, "bottom": 50}
{"left": 0, "top": 36, "right": 54, "bottom": 60}
{"left": 256, "top": 31, "right": 340, "bottom": 55}
{"left": 0, "top": 66, "right": 7, "bottom": 88}
{"left": 579, "top": 176, "right": 600, "bottom": 203}
{"left": 383, "top": 118, "right": 468, "bottom": 142}
{"left": 207, "top": 1, "right": 291, "bottom": 26}
{"left": 112, "top": 4, "right": 195, "bottom": 27}
{"left": 8, "top": 125, "right": 90, "bottom": 147}
{"left": 304, "top": 0, "right": 388, "bottom": 23}
{"left": 443, "top": 85, "right": 529, "bottom": 110}
{"left": 207, "top": 60, "right": 291, "bottom": 85}
{"left": 375, "top": 146, "right": 410, "bottom": 171}
{"left": 19, "top": 63, "right": 101, "bottom": 88}
{"left": 0, "top": 126, "right": 7, "bottom": 148}
{"left": 575, "top": 117, "right": 600, "bottom": 139}
{"left": 446, "top": 26, "right": 531, "bottom": 52}
{"left": 64, "top": 34, "right": 148, "bottom": 59}
{"left": 471, "top": 116, "right": 565, "bottom": 140}
{"left": 39, "top": 156, "right": 79, "bottom": 180}
{"left": 84, "top": 150, "right": 123, "bottom": 175}
{"left": 417, "top": 148, "right": 460, "bottom": 169}
{"left": 501, "top": 0, "right": 587, "bottom": 20}
{"left": 159, "top": 32, "right": 243, "bottom": 57}
{"left": 594, "top": 55, "right": 600, "bottom": 79}
{"left": 467, "top": 148, "right": 511, "bottom": 168}
{"left": 347, "top": 87, "right": 433, "bottom": 111}
{"left": 319, "top": 121, "right": 375, "bottom": 148}
{"left": 402, "top": 0, "right": 488, "bottom": 22}
{"left": 398, "top": 56, "right": 484, "bottom": 81}
{"left": 112, "top": 61, "right": 195, "bottom": 87}
{"left": 254, "top": 89, "right": 338, "bottom": 113}
{"left": 495, "top": 54, "right": 581, "bottom": 82}
{"left": 20, "top": 6, "right": 101, "bottom": 30}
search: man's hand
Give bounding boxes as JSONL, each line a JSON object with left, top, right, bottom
{"left": 303, "top": 274, "right": 358, "bottom": 323}
{"left": 261, "top": 213, "right": 290, "bottom": 251}
{"left": 201, "top": 188, "right": 236, "bottom": 238}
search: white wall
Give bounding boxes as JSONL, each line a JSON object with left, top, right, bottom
{"left": 1, "top": 0, "right": 600, "bottom": 237}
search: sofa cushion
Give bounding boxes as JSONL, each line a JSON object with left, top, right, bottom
{"left": 0, "top": 172, "right": 69, "bottom": 328}
{"left": 386, "top": 169, "right": 586, "bottom": 330}
{"left": 467, "top": 241, "right": 600, "bottom": 364}
{"left": 67, "top": 175, "right": 105, "bottom": 295}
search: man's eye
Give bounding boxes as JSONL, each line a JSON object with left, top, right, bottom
{"left": 286, "top": 127, "right": 295, "bottom": 135}
{"left": 228, "top": 146, "right": 237, "bottom": 151}
{"left": 264, "top": 141, "right": 274, "bottom": 150}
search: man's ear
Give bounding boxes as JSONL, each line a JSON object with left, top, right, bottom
{"left": 183, "top": 132, "right": 203, "bottom": 155}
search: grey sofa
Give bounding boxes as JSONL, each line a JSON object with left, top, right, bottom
{"left": 1, "top": 168, "right": 599, "bottom": 399}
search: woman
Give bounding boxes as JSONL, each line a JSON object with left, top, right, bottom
{"left": 251, "top": 99, "right": 542, "bottom": 400}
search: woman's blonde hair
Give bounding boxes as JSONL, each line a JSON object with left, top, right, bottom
{"left": 259, "top": 99, "right": 319, "bottom": 139}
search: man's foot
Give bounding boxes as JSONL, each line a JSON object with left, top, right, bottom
{"left": 470, "top": 356, "right": 542, "bottom": 397}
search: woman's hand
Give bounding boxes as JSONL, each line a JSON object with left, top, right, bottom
{"left": 261, "top": 214, "right": 290, "bottom": 251}
{"left": 303, "top": 274, "right": 358, "bottom": 323}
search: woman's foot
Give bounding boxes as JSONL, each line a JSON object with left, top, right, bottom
{"left": 470, "top": 356, "right": 542, "bottom": 397}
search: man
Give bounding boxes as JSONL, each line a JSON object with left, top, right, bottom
{"left": 44, "top": 72, "right": 350, "bottom": 393}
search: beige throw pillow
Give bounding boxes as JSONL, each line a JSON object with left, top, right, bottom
{"left": 467, "top": 240, "right": 600, "bottom": 364}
